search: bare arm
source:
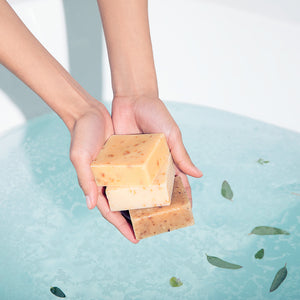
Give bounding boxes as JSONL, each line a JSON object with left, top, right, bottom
{"left": 97, "top": 0, "right": 202, "bottom": 202}
{"left": 97, "top": 0, "right": 158, "bottom": 98}
{"left": 0, "top": 0, "right": 100, "bottom": 130}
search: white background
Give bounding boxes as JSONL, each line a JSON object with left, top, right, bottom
{"left": 1, "top": 0, "right": 300, "bottom": 136}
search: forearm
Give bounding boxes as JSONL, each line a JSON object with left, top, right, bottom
{"left": 0, "top": 0, "right": 98, "bottom": 131}
{"left": 97, "top": 0, "right": 158, "bottom": 98}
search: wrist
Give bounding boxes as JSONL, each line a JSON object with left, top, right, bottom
{"left": 112, "top": 94, "right": 162, "bottom": 119}
{"left": 112, "top": 68, "right": 159, "bottom": 99}
{"left": 111, "top": 65, "right": 159, "bottom": 99}
{"left": 113, "top": 86, "right": 159, "bottom": 99}
{"left": 59, "top": 92, "right": 107, "bottom": 133}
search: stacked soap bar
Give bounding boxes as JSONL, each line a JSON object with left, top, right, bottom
{"left": 91, "top": 133, "right": 194, "bottom": 239}
{"left": 106, "top": 154, "right": 175, "bottom": 211}
{"left": 130, "top": 176, "right": 194, "bottom": 240}
{"left": 91, "top": 133, "right": 170, "bottom": 186}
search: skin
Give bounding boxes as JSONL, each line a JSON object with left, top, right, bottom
{"left": 0, "top": 0, "right": 202, "bottom": 244}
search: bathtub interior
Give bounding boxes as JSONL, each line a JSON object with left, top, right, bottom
{"left": 0, "top": 102, "right": 300, "bottom": 299}
{"left": 1, "top": 0, "right": 300, "bottom": 137}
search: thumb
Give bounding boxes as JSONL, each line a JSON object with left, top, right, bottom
{"left": 168, "top": 127, "right": 203, "bottom": 178}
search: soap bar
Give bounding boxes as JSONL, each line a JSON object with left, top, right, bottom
{"left": 91, "top": 133, "right": 169, "bottom": 186}
{"left": 106, "top": 154, "right": 175, "bottom": 211}
{"left": 129, "top": 176, "right": 194, "bottom": 240}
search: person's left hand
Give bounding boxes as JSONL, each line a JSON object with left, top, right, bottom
{"left": 111, "top": 95, "right": 203, "bottom": 203}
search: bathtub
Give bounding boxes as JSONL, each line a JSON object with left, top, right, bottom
{"left": 0, "top": 0, "right": 300, "bottom": 136}
{"left": 1, "top": 95, "right": 300, "bottom": 299}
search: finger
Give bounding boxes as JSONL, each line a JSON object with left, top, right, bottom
{"left": 175, "top": 167, "right": 192, "bottom": 206}
{"left": 168, "top": 127, "right": 203, "bottom": 178}
{"left": 96, "top": 188, "right": 139, "bottom": 244}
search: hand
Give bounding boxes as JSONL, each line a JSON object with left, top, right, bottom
{"left": 111, "top": 96, "right": 203, "bottom": 202}
{"left": 69, "top": 102, "right": 138, "bottom": 243}
{"left": 0, "top": 1, "right": 139, "bottom": 243}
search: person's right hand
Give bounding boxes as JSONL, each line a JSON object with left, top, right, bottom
{"left": 0, "top": 0, "right": 138, "bottom": 243}
{"left": 69, "top": 102, "right": 138, "bottom": 244}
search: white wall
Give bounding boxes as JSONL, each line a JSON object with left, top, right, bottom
{"left": 0, "top": 0, "right": 68, "bottom": 135}
{"left": 1, "top": 0, "right": 300, "bottom": 136}
{"left": 102, "top": 0, "right": 300, "bottom": 132}
{"left": 0, "top": 0, "right": 103, "bottom": 137}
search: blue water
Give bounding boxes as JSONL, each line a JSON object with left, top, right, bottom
{"left": 0, "top": 102, "right": 299, "bottom": 299}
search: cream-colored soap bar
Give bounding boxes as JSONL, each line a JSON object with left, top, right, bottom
{"left": 91, "top": 134, "right": 169, "bottom": 186}
{"left": 106, "top": 155, "right": 175, "bottom": 211}
{"left": 129, "top": 176, "right": 194, "bottom": 240}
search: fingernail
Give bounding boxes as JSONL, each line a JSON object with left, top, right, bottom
{"left": 194, "top": 166, "right": 203, "bottom": 177}
{"left": 86, "top": 195, "right": 92, "bottom": 209}
{"left": 198, "top": 169, "right": 203, "bottom": 177}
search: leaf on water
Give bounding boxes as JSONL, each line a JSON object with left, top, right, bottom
{"left": 50, "top": 287, "right": 66, "bottom": 298}
{"left": 255, "top": 248, "right": 264, "bottom": 259}
{"left": 250, "top": 226, "right": 290, "bottom": 236}
{"left": 221, "top": 180, "right": 233, "bottom": 200}
{"left": 257, "top": 158, "right": 270, "bottom": 165}
{"left": 169, "top": 277, "right": 183, "bottom": 287}
{"left": 270, "top": 263, "right": 288, "bottom": 292}
{"left": 206, "top": 254, "right": 242, "bottom": 269}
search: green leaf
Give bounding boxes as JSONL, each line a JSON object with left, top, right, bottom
{"left": 257, "top": 158, "right": 270, "bottom": 165}
{"left": 255, "top": 248, "right": 264, "bottom": 259}
{"left": 50, "top": 287, "right": 66, "bottom": 298}
{"left": 221, "top": 180, "right": 233, "bottom": 200}
{"left": 270, "top": 263, "right": 288, "bottom": 292}
{"left": 169, "top": 277, "right": 183, "bottom": 287}
{"left": 206, "top": 254, "right": 242, "bottom": 269}
{"left": 250, "top": 226, "right": 290, "bottom": 236}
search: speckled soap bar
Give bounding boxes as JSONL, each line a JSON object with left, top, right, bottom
{"left": 91, "top": 134, "right": 169, "bottom": 186}
{"left": 106, "top": 154, "right": 175, "bottom": 211}
{"left": 129, "top": 176, "right": 194, "bottom": 240}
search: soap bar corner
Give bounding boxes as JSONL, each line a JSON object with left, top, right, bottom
{"left": 129, "top": 176, "right": 194, "bottom": 240}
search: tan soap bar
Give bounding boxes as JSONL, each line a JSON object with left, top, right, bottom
{"left": 91, "top": 133, "right": 169, "bottom": 186}
{"left": 106, "top": 154, "right": 175, "bottom": 211}
{"left": 129, "top": 176, "right": 194, "bottom": 240}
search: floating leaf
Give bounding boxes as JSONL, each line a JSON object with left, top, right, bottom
{"left": 250, "top": 226, "right": 290, "bottom": 236}
{"left": 169, "top": 277, "right": 183, "bottom": 287}
{"left": 50, "top": 287, "right": 66, "bottom": 298}
{"left": 257, "top": 158, "right": 269, "bottom": 165}
{"left": 221, "top": 180, "right": 233, "bottom": 200}
{"left": 270, "top": 263, "right": 288, "bottom": 292}
{"left": 255, "top": 248, "right": 264, "bottom": 259}
{"left": 206, "top": 254, "right": 242, "bottom": 269}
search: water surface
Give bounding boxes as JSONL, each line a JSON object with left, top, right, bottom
{"left": 0, "top": 102, "right": 299, "bottom": 299}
